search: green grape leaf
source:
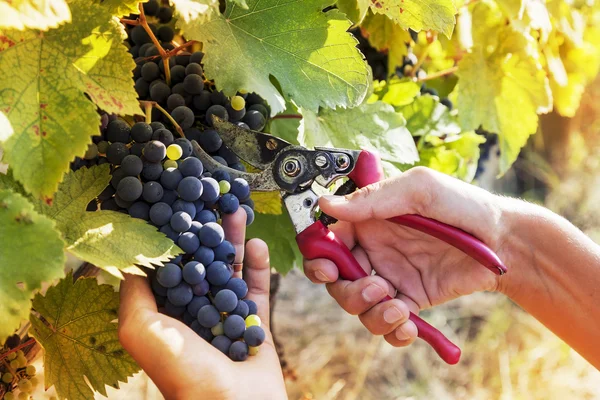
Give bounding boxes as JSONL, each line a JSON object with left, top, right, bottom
{"left": 30, "top": 272, "right": 139, "bottom": 400}
{"left": 0, "top": 189, "right": 65, "bottom": 342}
{"left": 251, "top": 192, "right": 282, "bottom": 215}
{"left": 0, "top": 0, "right": 140, "bottom": 199}
{"left": 0, "top": 110, "right": 12, "bottom": 139}
{"left": 61, "top": 211, "right": 182, "bottom": 278}
{"left": 369, "top": 0, "right": 456, "bottom": 38}
{"left": 370, "top": 78, "right": 421, "bottom": 107}
{"left": 231, "top": 0, "right": 249, "bottom": 9}
{"left": 265, "top": 101, "right": 302, "bottom": 145}
{"left": 96, "top": 0, "right": 146, "bottom": 17}
{"left": 247, "top": 210, "right": 300, "bottom": 275}
{"left": 173, "top": 0, "right": 219, "bottom": 25}
{"left": 337, "top": 0, "right": 369, "bottom": 25}
{"left": 361, "top": 12, "right": 411, "bottom": 72}
{"left": 0, "top": 169, "right": 30, "bottom": 199}
{"left": 41, "top": 166, "right": 181, "bottom": 277}
{"left": 180, "top": 0, "right": 371, "bottom": 115}
{"left": 0, "top": 0, "right": 71, "bottom": 31}
{"left": 456, "top": 4, "right": 551, "bottom": 174}
{"left": 399, "top": 95, "right": 460, "bottom": 137}
{"left": 40, "top": 164, "right": 111, "bottom": 220}
{"left": 300, "top": 101, "right": 419, "bottom": 165}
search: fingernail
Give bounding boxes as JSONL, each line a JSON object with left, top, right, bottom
{"left": 321, "top": 195, "right": 347, "bottom": 205}
{"left": 362, "top": 284, "right": 385, "bottom": 302}
{"left": 383, "top": 306, "right": 403, "bottom": 324}
{"left": 396, "top": 322, "right": 415, "bottom": 341}
{"left": 315, "top": 270, "right": 331, "bottom": 283}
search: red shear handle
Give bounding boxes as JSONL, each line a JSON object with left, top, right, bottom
{"left": 348, "top": 150, "right": 507, "bottom": 275}
{"left": 297, "top": 221, "right": 462, "bottom": 365}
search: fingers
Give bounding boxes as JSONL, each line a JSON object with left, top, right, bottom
{"left": 358, "top": 299, "right": 418, "bottom": 346}
{"left": 325, "top": 275, "right": 389, "bottom": 315}
{"left": 243, "top": 238, "right": 271, "bottom": 328}
{"left": 222, "top": 208, "right": 247, "bottom": 278}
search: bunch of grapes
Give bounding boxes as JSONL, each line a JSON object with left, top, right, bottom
{"left": 1, "top": 337, "right": 40, "bottom": 400}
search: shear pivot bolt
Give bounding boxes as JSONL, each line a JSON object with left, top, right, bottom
{"left": 283, "top": 159, "right": 301, "bottom": 177}
{"left": 315, "top": 154, "right": 328, "bottom": 168}
{"left": 336, "top": 154, "right": 350, "bottom": 170}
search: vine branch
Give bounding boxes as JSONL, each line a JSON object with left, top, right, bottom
{"left": 137, "top": 4, "right": 171, "bottom": 85}
{"left": 140, "top": 100, "right": 185, "bottom": 138}
{"left": 0, "top": 338, "right": 36, "bottom": 362}
{"left": 417, "top": 66, "right": 458, "bottom": 82}
{"left": 271, "top": 114, "right": 303, "bottom": 120}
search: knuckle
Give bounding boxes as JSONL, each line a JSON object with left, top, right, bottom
{"left": 404, "top": 167, "right": 437, "bottom": 215}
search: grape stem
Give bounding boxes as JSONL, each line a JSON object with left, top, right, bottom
{"left": 417, "top": 66, "right": 458, "bottom": 82}
{"left": 119, "top": 18, "right": 139, "bottom": 26}
{"left": 0, "top": 338, "right": 35, "bottom": 362}
{"left": 140, "top": 100, "right": 185, "bottom": 138}
{"left": 271, "top": 114, "right": 303, "bottom": 120}
{"left": 137, "top": 4, "right": 172, "bottom": 85}
{"left": 410, "top": 43, "right": 432, "bottom": 78}
{"left": 166, "top": 40, "right": 199, "bottom": 57}
{"left": 144, "top": 101, "right": 153, "bottom": 124}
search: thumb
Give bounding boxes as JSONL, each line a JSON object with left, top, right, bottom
{"left": 243, "top": 239, "right": 272, "bottom": 329}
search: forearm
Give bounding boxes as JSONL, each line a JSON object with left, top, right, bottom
{"left": 498, "top": 199, "right": 600, "bottom": 368}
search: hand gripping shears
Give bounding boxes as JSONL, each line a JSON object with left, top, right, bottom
{"left": 191, "top": 117, "right": 508, "bottom": 365}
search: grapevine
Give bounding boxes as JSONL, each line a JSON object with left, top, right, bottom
{"left": 1, "top": 0, "right": 600, "bottom": 398}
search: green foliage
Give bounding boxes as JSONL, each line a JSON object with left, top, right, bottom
{"left": 43, "top": 166, "right": 182, "bottom": 278}
{"left": 0, "top": 0, "right": 71, "bottom": 30}
{"left": 30, "top": 272, "right": 139, "bottom": 400}
{"left": 398, "top": 95, "right": 460, "bottom": 138}
{"left": 0, "top": 0, "right": 139, "bottom": 198}
{"left": 179, "top": 0, "right": 371, "bottom": 115}
{"left": 369, "top": 0, "right": 456, "bottom": 38}
{"left": 0, "top": 189, "right": 65, "bottom": 342}
{"left": 173, "top": 0, "right": 219, "bottom": 25}
{"left": 96, "top": 0, "right": 147, "bottom": 17}
{"left": 361, "top": 12, "right": 411, "bottom": 72}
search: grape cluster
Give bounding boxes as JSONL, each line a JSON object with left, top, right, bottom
{"left": 1, "top": 338, "right": 40, "bottom": 400}
{"left": 152, "top": 256, "right": 266, "bottom": 361}
{"left": 395, "top": 55, "right": 453, "bottom": 110}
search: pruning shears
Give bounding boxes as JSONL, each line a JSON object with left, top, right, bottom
{"left": 191, "top": 118, "right": 508, "bottom": 365}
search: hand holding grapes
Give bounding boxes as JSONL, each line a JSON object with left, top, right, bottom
{"left": 119, "top": 210, "right": 287, "bottom": 400}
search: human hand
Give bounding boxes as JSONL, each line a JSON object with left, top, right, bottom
{"left": 303, "top": 167, "right": 511, "bottom": 348}
{"left": 119, "top": 209, "right": 287, "bottom": 400}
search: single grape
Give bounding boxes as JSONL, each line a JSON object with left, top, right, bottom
{"left": 179, "top": 157, "right": 204, "bottom": 177}
{"left": 141, "top": 62, "right": 160, "bottom": 82}
{"left": 214, "top": 240, "right": 236, "bottom": 264}
{"left": 183, "top": 74, "right": 204, "bottom": 95}
{"left": 171, "top": 211, "right": 193, "bottom": 232}
{"left": 206, "top": 261, "right": 232, "bottom": 286}
{"left": 157, "top": 6, "right": 173, "bottom": 23}
{"left": 248, "top": 104, "right": 268, "bottom": 118}
{"left": 97, "top": 140, "right": 110, "bottom": 154}
{"left": 152, "top": 128, "right": 175, "bottom": 147}
{"left": 231, "top": 299, "right": 249, "bottom": 319}
{"left": 144, "top": 140, "right": 167, "bottom": 162}
{"left": 194, "top": 246, "right": 215, "bottom": 266}
{"left": 199, "top": 222, "right": 224, "bottom": 247}
{"left": 142, "top": 160, "right": 164, "bottom": 180}
{"left": 235, "top": 122, "right": 250, "bottom": 130}
{"left": 242, "top": 110, "right": 266, "bottom": 131}
{"left": 150, "top": 82, "right": 171, "bottom": 103}
{"left": 131, "top": 122, "right": 153, "bottom": 143}
{"left": 197, "top": 305, "right": 220, "bottom": 328}
{"left": 248, "top": 346, "right": 259, "bottom": 356}
{"left": 135, "top": 78, "right": 149, "bottom": 98}
{"left": 18, "top": 378, "right": 32, "bottom": 393}
{"left": 185, "top": 63, "right": 203, "bottom": 76}
{"left": 142, "top": 181, "right": 164, "bottom": 203}
{"left": 117, "top": 176, "right": 143, "bottom": 202}
{"left": 174, "top": 138, "right": 193, "bottom": 158}
{"left": 187, "top": 295, "right": 210, "bottom": 316}
{"left": 225, "top": 277, "right": 248, "bottom": 299}
{"left": 190, "top": 51, "right": 204, "bottom": 64}
{"left": 163, "top": 159, "right": 178, "bottom": 169}
{"left": 167, "top": 93, "right": 186, "bottom": 111}
{"left": 212, "top": 170, "right": 231, "bottom": 183}
{"left": 241, "top": 204, "right": 255, "bottom": 225}
{"left": 160, "top": 224, "right": 180, "bottom": 241}
{"left": 230, "top": 178, "right": 250, "bottom": 201}
{"left": 441, "top": 98, "right": 453, "bottom": 110}
{"left": 211, "top": 335, "right": 232, "bottom": 355}
{"left": 143, "top": 0, "right": 160, "bottom": 15}
{"left": 213, "top": 156, "right": 228, "bottom": 166}
{"left": 138, "top": 43, "right": 154, "bottom": 57}
{"left": 177, "top": 176, "right": 203, "bottom": 201}
{"left": 244, "top": 299, "right": 258, "bottom": 315}
{"left": 182, "top": 261, "right": 206, "bottom": 284}
{"left": 230, "top": 95, "right": 246, "bottom": 111}
{"left": 121, "top": 155, "right": 143, "bottom": 176}
{"left": 161, "top": 167, "right": 183, "bottom": 190}
{"left": 2, "top": 372, "right": 13, "bottom": 383}
{"left": 161, "top": 189, "right": 178, "bottom": 205}
{"left": 175, "top": 52, "right": 191, "bottom": 66}
{"left": 223, "top": 314, "right": 246, "bottom": 339}
{"left": 152, "top": 275, "right": 168, "bottom": 296}
{"left": 193, "top": 91, "right": 212, "bottom": 111}
{"left": 164, "top": 300, "right": 186, "bottom": 318}
{"left": 245, "top": 314, "right": 261, "bottom": 328}
{"left": 197, "top": 129, "right": 223, "bottom": 153}
{"left": 128, "top": 201, "right": 150, "bottom": 220}
{"left": 226, "top": 104, "right": 245, "bottom": 122}
{"left": 192, "top": 279, "right": 210, "bottom": 296}
{"left": 150, "top": 121, "right": 165, "bottom": 132}
{"left": 172, "top": 199, "right": 197, "bottom": 219}
{"left": 149, "top": 202, "right": 173, "bottom": 226}
{"left": 156, "top": 263, "right": 182, "bottom": 288}
{"left": 218, "top": 193, "right": 239, "bottom": 214}
{"left": 84, "top": 143, "right": 98, "bottom": 160}
{"left": 205, "top": 105, "right": 228, "bottom": 126}
{"left": 178, "top": 232, "right": 200, "bottom": 253}
{"left": 229, "top": 341, "right": 249, "bottom": 362}
{"left": 131, "top": 24, "right": 151, "bottom": 45}
{"left": 171, "top": 67, "right": 187, "bottom": 86}
{"left": 25, "top": 365, "right": 36, "bottom": 376}
{"left": 110, "top": 168, "right": 126, "bottom": 189}
{"left": 9, "top": 359, "right": 19, "bottom": 369}
{"left": 167, "top": 144, "right": 183, "bottom": 160}
{"left": 214, "top": 289, "right": 238, "bottom": 313}
{"left": 195, "top": 209, "right": 217, "bottom": 224}
{"left": 171, "top": 106, "right": 195, "bottom": 129}
{"left": 106, "top": 142, "right": 130, "bottom": 165}
{"left": 200, "top": 177, "right": 220, "bottom": 203}
{"left": 158, "top": 25, "right": 174, "bottom": 42}
{"left": 211, "top": 322, "right": 224, "bottom": 336}
{"left": 219, "top": 180, "right": 231, "bottom": 194}
{"left": 167, "top": 282, "right": 193, "bottom": 306}
{"left": 189, "top": 220, "right": 202, "bottom": 234}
